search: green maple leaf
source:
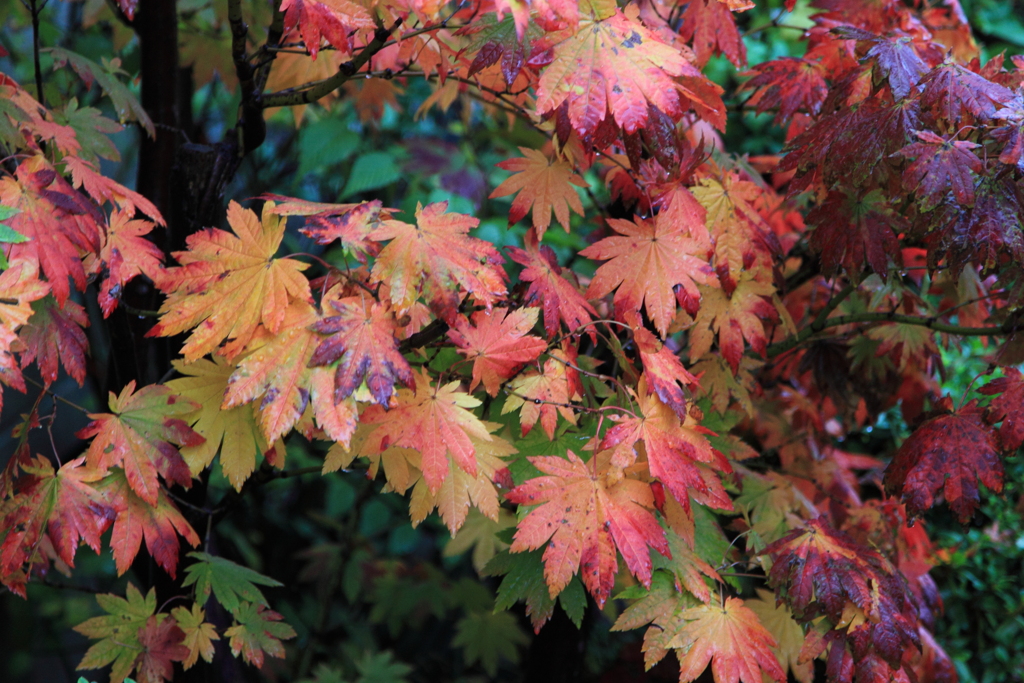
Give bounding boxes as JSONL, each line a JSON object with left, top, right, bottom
{"left": 74, "top": 583, "right": 155, "bottom": 683}
{"left": 453, "top": 611, "right": 529, "bottom": 676}
{"left": 182, "top": 551, "right": 282, "bottom": 616}
{"left": 0, "top": 205, "right": 27, "bottom": 270}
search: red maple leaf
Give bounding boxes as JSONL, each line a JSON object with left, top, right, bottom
{"left": 78, "top": 381, "right": 202, "bottom": 506}
{"left": 979, "top": 367, "right": 1024, "bottom": 451}
{"left": 741, "top": 58, "right": 828, "bottom": 125}
{"left": 135, "top": 615, "right": 190, "bottom": 683}
{"left": 265, "top": 195, "right": 385, "bottom": 264}
{"left": 309, "top": 295, "right": 414, "bottom": 406}
{"left": 865, "top": 34, "right": 929, "bottom": 100}
{"left": 506, "top": 231, "right": 597, "bottom": 340}
{"left": 0, "top": 455, "right": 114, "bottom": 578}
{"left": 279, "top": 0, "right": 374, "bottom": 58}
{"left": 896, "top": 130, "right": 984, "bottom": 210}
{"left": 678, "top": 0, "right": 746, "bottom": 68}
{"left": 506, "top": 450, "right": 669, "bottom": 606}
{"left": 883, "top": 398, "right": 1004, "bottom": 523}
{"left": 98, "top": 469, "right": 200, "bottom": 578}
{"left": 919, "top": 61, "right": 1014, "bottom": 124}
{"left": 599, "top": 376, "right": 731, "bottom": 513}
{"left": 633, "top": 327, "right": 697, "bottom": 420}
{"left": 807, "top": 189, "right": 906, "bottom": 277}
{"left": 0, "top": 155, "right": 103, "bottom": 305}
{"left": 93, "top": 210, "right": 166, "bottom": 317}
{"left": 18, "top": 295, "right": 88, "bottom": 386}
{"left": 447, "top": 307, "right": 547, "bottom": 396}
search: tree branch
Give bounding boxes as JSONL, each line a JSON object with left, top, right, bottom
{"left": 766, "top": 309, "right": 1021, "bottom": 358}
{"left": 260, "top": 19, "right": 403, "bottom": 109}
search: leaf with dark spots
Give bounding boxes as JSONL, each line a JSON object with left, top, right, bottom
{"left": 884, "top": 399, "right": 1004, "bottom": 523}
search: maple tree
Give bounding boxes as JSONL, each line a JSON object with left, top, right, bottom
{"left": 0, "top": 0, "right": 1022, "bottom": 682}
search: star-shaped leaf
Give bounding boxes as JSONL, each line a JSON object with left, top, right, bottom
{"left": 78, "top": 380, "right": 201, "bottom": 506}
{"left": 225, "top": 602, "right": 296, "bottom": 668}
{"left": 506, "top": 450, "right": 670, "bottom": 606}
{"left": 149, "top": 200, "right": 312, "bottom": 361}
{"left": 447, "top": 307, "right": 547, "bottom": 396}
{"left": 490, "top": 147, "right": 587, "bottom": 240}
{"left": 369, "top": 201, "right": 506, "bottom": 322}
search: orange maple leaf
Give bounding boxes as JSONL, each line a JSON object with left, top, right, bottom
{"left": 668, "top": 598, "right": 785, "bottom": 683}
{"left": 369, "top": 201, "right": 507, "bottom": 322}
{"left": 359, "top": 368, "right": 494, "bottom": 493}
{"left": 506, "top": 450, "right": 670, "bottom": 606}
{"left": 309, "top": 295, "right": 414, "bottom": 406}
{"left": 688, "top": 272, "right": 776, "bottom": 372}
{"left": 447, "top": 307, "right": 547, "bottom": 396}
{"left": 634, "top": 326, "right": 698, "bottom": 419}
{"left": 148, "top": 200, "right": 312, "bottom": 361}
{"left": 225, "top": 299, "right": 356, "bottom": 446}
{"left": 535, "top": 0, "right": 689, "bottom": 135}
{"left": 502, "top": 353, "right": 579, "bottom": 439}
{"left": 490, "top": 147, "right": 587, "bottom": 240}
{"left": 599, "top": 376, "right": 731, "bottom": 514}
{"left": 581, "top": 198, "right": 716, "bottom": 337}
{"left": 78, "top": 381, "right": 202, "bottom": 506}
{"left": 0, "top": 262, "right": 50, "bottom": 409}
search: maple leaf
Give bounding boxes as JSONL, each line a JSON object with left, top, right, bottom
{"left": 883, "top": 399, "right": 1004, "bottom": 523}
{"left": 581, "top": 199, "right": 716, "bottom": 337}
{"left": 97, "top": 468, "right": 199, "bottom": 577}
{"left": 745, "top": 588, "right": 813, "bottom": 683}
{"left": 75, "top": 583, "right": 157, "bottom": 683}
{"left": 47, "top": 48, "right": 154, "bottom": 134}
{"left": 653, "top": 526, "right": 722, "bottom": 604}
{"left": 688, "top": 274, "right": 776, "bottom": 373}
{"left": 463, "top": 12, "right": 540, "bottom": 83}
{"left": 667, "top": 597, "right": 785, "bottom": 683}
{"left": 0, "top": 155, "right": 103, "bottom": 305}
{"left": 489, "top": 147, "right": 587, "bottom": 240}
{"left": 762, "top": 516, "right": 921, "bottom": 667}
{"left": 502, "top": 354, "right": 579, "bottom": 439}
{"left": 919, "top": 61, "right": 1014, "bottom": 124}
{"left": 135, "top": 615, "right": 189, "bottom": 683}
{"left": 92, "top": 210, "right": 166, "bottom": 317}
{"left": 409, "top": 422, "right": 516, "bottom": 535}
{"left": 0, "top": 262, "right": 50, "bottom": 406}
{"left": 0, "top": 455, "right": 114, "bottom": 577}
{"left": 507, "top": 450, "right": 670, "bottom": 606}
{"left": 309, "top": 295, "right": 414, "bottom": 406}
{"left": 359, "top": 368, "right": 494, "bottom": 493}
{"left": 18, "top": 295, "right": 88, "bottom": 386}
{"left": 182, "top": 551, "right": 283, "bottom": 615}
{"left": 447, "top": 307, "right": 547, "bottom": 396}
{"left": 865, "top": 35, "right": 929, "bottom": 100}
{"left": 166, "top": 357, "right": 267, "bottom": 490}
{"left": 369, "top": 201, "right": 507, "bottom": 322}
{"left": 444, "top": 507, "right": 515, "bottom": 572}
{"left": 279, "top": 0, "right": 374, "bottom": 58}
{"left": 741, "top": 58, "right": 828, "bottom": 125}
{"left": 506, "top": 231, "right": 597, "bottom": 339}
{"left": 678, "top": 0, "right": 746, "bottom": 68}
{"left": 978, "top": 367, "right": 1024, "bottom": 451}
{"left": 807, "top": 189, "right": 906, "bottom": 278}
{"left": 600, "top": 376, "right": 730, "bottom": 512}
{"left": 634, "top": 326, "right": 698, "bottom": 419}
{"left": 264, "top": 194, "right": 385, "bottom": 263}
{"left": 225, "top": 602, "right": 297, "bottom": 668}
{"left": 78, "top": 380, "right": 202, "bottom": 506}
{"left": 63, "top": 155, "right": 164, "bottom": 222}
{"left": 535, "top": 0, "right": 689, "bottom": 136}
{"left": 897, "top": 130, "right": 983, "bottom": 211}
{"left": 148, "top": 200, "right": 312, "bottom": 361}
{"left": 171, "top": 603, "right": 220, "bottom": 669}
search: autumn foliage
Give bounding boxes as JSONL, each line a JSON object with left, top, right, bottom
{"left": 1, "top": 0, "right": 1022, "bottom": 681}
